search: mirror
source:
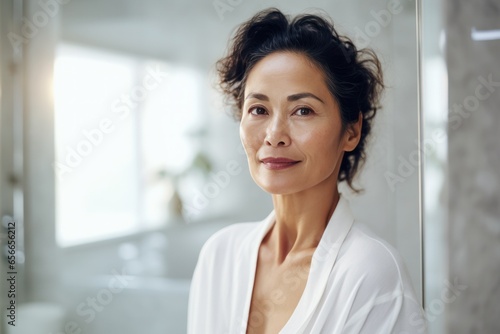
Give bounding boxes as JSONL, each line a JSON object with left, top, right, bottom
{"left": 0, "top": 0, "right": 422, "bottom": 333}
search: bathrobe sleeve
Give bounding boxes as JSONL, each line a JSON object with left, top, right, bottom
{"left": 339, "top": 267, "right": 427, "bottom": 334}
{"left": 324, "top": 225, "right": 427, "bottom": 334}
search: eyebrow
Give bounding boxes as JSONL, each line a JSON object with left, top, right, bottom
{"left": 288, "top": 92, "right": 325, "bottom": 104}
{"left": 244, "top": 92, "right": 325, "bottom": 104}
{"left": 245, "top": 92, "right": 269, "bottom": 101}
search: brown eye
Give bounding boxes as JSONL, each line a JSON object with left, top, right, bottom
{"left": 294, "top": 107, "right": 313, "bottom": 116}
{"left": 250, "top": 107, "right": 267, "bottom": 115}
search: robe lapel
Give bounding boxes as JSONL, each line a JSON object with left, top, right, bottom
{"left": 280, "top": 196, "right": 355, "bottom": 333}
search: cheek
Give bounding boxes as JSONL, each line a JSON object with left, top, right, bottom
{"left": 239, "top": 122, "right": 260, "bottom": 157}
{"left": 299, "top": 126, "right": 341, "bottom": 162}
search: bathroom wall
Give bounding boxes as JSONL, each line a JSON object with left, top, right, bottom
{"left": 445, "top": 0, "right": 500, "bottom": 332}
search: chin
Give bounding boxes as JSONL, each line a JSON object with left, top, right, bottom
{"left": 249, "top": 167, "right": 306, "bottom": 194}
{"left": 256, "top": 179, "right": 303, "bottom": 195}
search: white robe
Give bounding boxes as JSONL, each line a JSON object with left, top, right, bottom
{"left": 188, "top": 196, "right": 427, "bottom": 333}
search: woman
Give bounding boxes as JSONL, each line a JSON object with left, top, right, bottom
{"left": 188, "top": 7, "right": 426, "bottom": 334}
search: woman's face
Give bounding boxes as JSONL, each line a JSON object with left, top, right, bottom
{"left": 240, "top": 51, "right": 360, "bottom": 195}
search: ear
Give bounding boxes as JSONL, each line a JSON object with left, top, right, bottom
{"left": 343, "top": 113, "right": 363, "bottom": 152}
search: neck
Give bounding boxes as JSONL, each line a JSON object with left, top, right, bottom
{"left": 265, "top": 178, "right": 340, "bottom": 265}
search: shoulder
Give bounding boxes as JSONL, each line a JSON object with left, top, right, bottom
{"left": 197, "top": 220, "right": 261, "bottom": 261}
{"left": 333, "top": 223, "right": 426, "bottom": 332}
{"left": 337, "top": 222, "right": 415, "bottom": 294}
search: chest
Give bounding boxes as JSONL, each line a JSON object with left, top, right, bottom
{"left": 246, "top": 254, "right": 312, "bottom": 334}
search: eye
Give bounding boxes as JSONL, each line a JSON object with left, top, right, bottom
{"left": 249, "top": 106, "right": 268, "bottom": 115}
{"left": 294, "top": 107, "right": 314, "bottom": 116}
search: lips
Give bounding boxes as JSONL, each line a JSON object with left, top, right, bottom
{"left": 260, "top": 157, "right": 300, "bottom": 170}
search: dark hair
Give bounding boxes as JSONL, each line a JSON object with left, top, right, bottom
{"left": 215, "top": 8, "right": 384, "bottom": 191}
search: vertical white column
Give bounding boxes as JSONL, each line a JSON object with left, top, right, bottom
{"left": 22, "top": 0, "right": 62, "bottom": 302}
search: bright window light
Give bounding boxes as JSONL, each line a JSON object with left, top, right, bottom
{"left": 54, "top": 43, "right": 203, "bottom": 247}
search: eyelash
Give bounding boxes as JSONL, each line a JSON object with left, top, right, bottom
{"left": 248, "top": 106, "right": 314, "bottom": 116}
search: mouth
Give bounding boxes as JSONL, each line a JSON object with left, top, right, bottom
{"left": 260, "top": 157, "right": 301, "bottom": 170}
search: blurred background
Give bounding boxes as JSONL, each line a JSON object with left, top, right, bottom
{"left": 0, "top": 0, "right": 498, "bottom": 333}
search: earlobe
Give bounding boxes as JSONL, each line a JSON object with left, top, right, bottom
{"left": 343, "top": 113, "right": 363, "bottom": 152}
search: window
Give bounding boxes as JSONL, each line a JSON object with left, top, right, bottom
{"left": 54, "top": 43, "right": 203, "bottom": 247}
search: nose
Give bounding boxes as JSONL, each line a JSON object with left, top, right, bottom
{"left": 265, "top": 114, "right": 290, "bottom": 147}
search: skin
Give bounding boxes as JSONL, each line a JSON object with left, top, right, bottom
{"left": 240, "top": 51, "right": 362, "bottom": 333}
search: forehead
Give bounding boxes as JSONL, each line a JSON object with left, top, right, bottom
{"left": 244, "top": 51, "right": 330, "bottom": 97}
